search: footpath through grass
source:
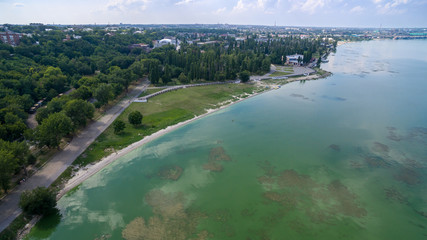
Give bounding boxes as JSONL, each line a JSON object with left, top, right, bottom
{"left": 74, "top": 83, "right": 259, "bottom": 166}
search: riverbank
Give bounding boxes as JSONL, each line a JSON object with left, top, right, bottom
{"left": 21, "top": 70, "right": 332, "bottom": 239}
{"left": 58, "top": 71, "right": 331, "bottom": 199}
{"left": 57, "top": 86, "right": 268, "bottom": 199}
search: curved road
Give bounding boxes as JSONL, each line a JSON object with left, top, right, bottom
{"left": 0, "top": 79, "right": 149, "bottom": 232}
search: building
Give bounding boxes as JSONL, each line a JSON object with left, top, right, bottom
{"left": 129, "top": 43, "right": 151, "bottom": 52}
{"left": 286, "top": 54, "right": 304, "bottom": 66}
{"left": 154, "top": 38, "right": 180, "bottom": 48}
{"left": 0, "top": 31, "right": 23, "bottom": 46}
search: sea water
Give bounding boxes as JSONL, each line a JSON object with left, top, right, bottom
{"left": 27, "top": 40, "right": 427, "bottom": 239}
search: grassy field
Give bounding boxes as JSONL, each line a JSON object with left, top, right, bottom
{"left": 269, "top": 71, "right": 291, "bottom": 77}
{"left": 74, "top": 83, "right": 259, "bottom": 166}
{"left": 270, "top": 65, "right": 294, "bottom": 77}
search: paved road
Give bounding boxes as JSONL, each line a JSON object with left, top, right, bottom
{"left": 250, "top": 64, "right": 277, "bottom": 81}
{"left": 0, "top": 79, "right": 149, "bottom": 232}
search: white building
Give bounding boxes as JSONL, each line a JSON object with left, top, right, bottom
{"left": 154, "top": 38, "right": 180, "bottom": 48}
{"left": 286, "top": 54, "right": 304, "bottom": 66}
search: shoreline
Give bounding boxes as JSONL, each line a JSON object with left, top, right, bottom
{"left": 58, "top": 72, "right": 331, "bottom": 199}
{"left": 57, "top": 87, "right": 269, "bottom": 199}
{"left": 21, "top": 72, "right": 330, "bottom": 239}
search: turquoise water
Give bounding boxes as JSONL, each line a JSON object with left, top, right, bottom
{"left": 28, "top": 40, "right": 427, "bottom": 239}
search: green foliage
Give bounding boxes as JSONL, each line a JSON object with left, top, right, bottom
{"left": 93, "top": 83, "right": 113, "bottom": 106}
{"left": 128, "top": 111, "right": 143, "bottom": 126}
{"left": 178, "top": 72, "right": 189, "bottom": 84}
{"left": 63, "top": 99, "right": 95, "bottom": 127}
{"left": 36, "top": 107, "right": 50, "bottom": 125}
{"left": 0, "top": 214, "right": 29, "bottom": 240}
{"left": 113, "top": 120, "right": 126, "bottom": 134}
{"left": 19, "top": 187, "right": 57, "bottom": 216}
{"left": 0, "top": 150, "right": 16, "bottom": 193}
{"left": 239, "top": 71, "right": 250, "bottom": 83}
{"left": 35, "top": 112, "right": 73, "bottom": 148}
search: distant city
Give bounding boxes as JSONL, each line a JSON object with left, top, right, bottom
{"left": 1, "top": 23, "right": 427, "bottom": 47}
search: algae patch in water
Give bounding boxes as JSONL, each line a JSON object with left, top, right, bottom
{"left": 122, "top": 189, "right": 208, "bottom": 240}
{"left": 258, "top": 163, "right": 367, "bottom": 224}
{"left": 203, "top": 147, "right": 231, "bottom": 172}
{"left": 157, "top": 165, "right": 183, "bottom": 181}
{"left": 328, "top": 144, "right": 341, "bottom": 152}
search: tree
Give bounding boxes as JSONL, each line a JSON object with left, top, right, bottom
{"left": 128, "top": 111, "right": 143, "bottom": 126}
{"left": 93, "top": 83, "right": 113, "bottom": 106}
{"left": 149, "top": 61, "right": 161, "bottom": 84}
{"left": 70, "top": 85, "right": 92, "bottom": 100}
{"left": 178, "top": 72, "right": 189, "bottom": 84}
{"left": 40, "top": 67, "right": 67, "bottom": 94}
{"left": 113, "top": 120, "right": 125, "bottom": 134}
{"left": 19, "top": 187, "right": 57, "bottom": 216}
{"left": 239, "top": 70, "right": 250, "bottom": 83}
{"left": 64, "top": 99, "right": 95, "bottom": 127}
{"left": 35, "top": 112, "right": 73, "bottom": 148}
{"left": 0, "top": 140, "right": 30, "bottom": 177}
{"left": 36, "top": 107, "right": 50, "bottom": 125}
{"left": 0, "top": 150, "right": 16, "bottom": 193}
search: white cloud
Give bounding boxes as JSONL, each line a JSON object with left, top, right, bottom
{"left": 107, "top": 0, "right": 150, "bottom": 11}
{"left": 175, "top": 0, "right": 195, "bottom": 6}
{"left": 232, "top": 0, "right": 280, "bottom": 13}
{"left": 13, "top": 3, "right": 25, "bottom": 7}
{"left": 213, "top": 7, "right": 227, "bottom": 14}
{"left": 376, "top": 0, "right": 410, "bottom": 14}
{"left": 232, "top": 0, "right": 247, "bottom": 12}
{"left": 289, "top": 0, "right": 327, "bottom": 14}
{"left": 257, "top": 0, "right": 280, "bottom": 9}
{"left": 350, "top": 5, "right": 364, "bottom": 13}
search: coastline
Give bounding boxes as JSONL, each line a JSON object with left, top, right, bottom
{"left": 20, "top": 71, "right": 331, "bottom": 239}
{"left": 57, "top": 87, "right": 269, "bottom": 199}
{"left": 58, "top": 71, "right": 331, "bottom": 199}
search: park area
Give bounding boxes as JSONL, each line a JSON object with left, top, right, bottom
{"left": 73, "top": 83, "right": 260, "bottom": 166}
{"left": 269, "top": 65, "right": 294, "bottom": 77}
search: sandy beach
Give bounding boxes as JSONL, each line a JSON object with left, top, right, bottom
{"left": 57, "top": 89, "right": 269, "bottom": 199}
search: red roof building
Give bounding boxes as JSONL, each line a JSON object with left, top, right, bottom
{"left": 0, "top": 32, "right": 23, "bottom": 46}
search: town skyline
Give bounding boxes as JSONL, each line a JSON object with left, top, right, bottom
{"left": 1, "top": 0, "right": 427, "bottom": 28}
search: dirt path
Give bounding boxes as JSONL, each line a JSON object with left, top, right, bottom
{"left": 0, "top": 79, "right": 149, "bottom": 232}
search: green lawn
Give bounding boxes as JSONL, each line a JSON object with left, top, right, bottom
{"left": 74, "top": 84, "right": 259, "bottom": 166}
{"left": 269, "top": 71, "right": 292, "bottom": 77}
{"left": 270, "top": 65, "right": 294, "bottom": 77}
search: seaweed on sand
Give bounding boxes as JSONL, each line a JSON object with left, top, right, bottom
{"left": 203, "top": 147, "right": 231, "bottom": 172}
{"left": 157, "top": 165, "right": 183, "bottom": 181}
{"left": 371, "top": 142, "right": 390, "bottom": 154}
{"left": 384, "top": 187, "right": 408, "bottom": 204}
{"left": 258, "top": 167, "right": 367, "bottom": 223}
{"left": 394, "top": 167, "right": 422, "bottom": 185}
{"left": 326, "top": 180, "right": 367, "bottom": 218}
{"left": 364, "top": 156, "right": 391, "bottom": 168}
{"left": 209, "top": 147, "right": 231, "bottom": 162}
{"left": 122, "top": 190, "right": 207, "bottom": 240}
{"left": 329, "top": 144, "right": 341, "bottom": 152}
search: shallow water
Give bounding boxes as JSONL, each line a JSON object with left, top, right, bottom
{"left": 28, "top": 40, "right": 427, "bottom": 239}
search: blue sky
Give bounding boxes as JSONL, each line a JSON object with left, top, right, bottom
{"left": 1, "top": 0, "right": 426, "bottom": 27}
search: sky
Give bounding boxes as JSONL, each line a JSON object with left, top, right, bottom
{"left": 0, "top": 0, "right": 426, "bottom": 28}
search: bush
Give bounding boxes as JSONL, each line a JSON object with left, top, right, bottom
{"left": 19, "top": 187, "right": 57, "bottom": 216}
{"left": 239, "top": 70, "right": 250, "bottom": 83}
{"left": 128, "top": 111, "right": 143, "bottom": 126}
{"left": 113, "top": 120, "right": 125, "bottom": 134}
